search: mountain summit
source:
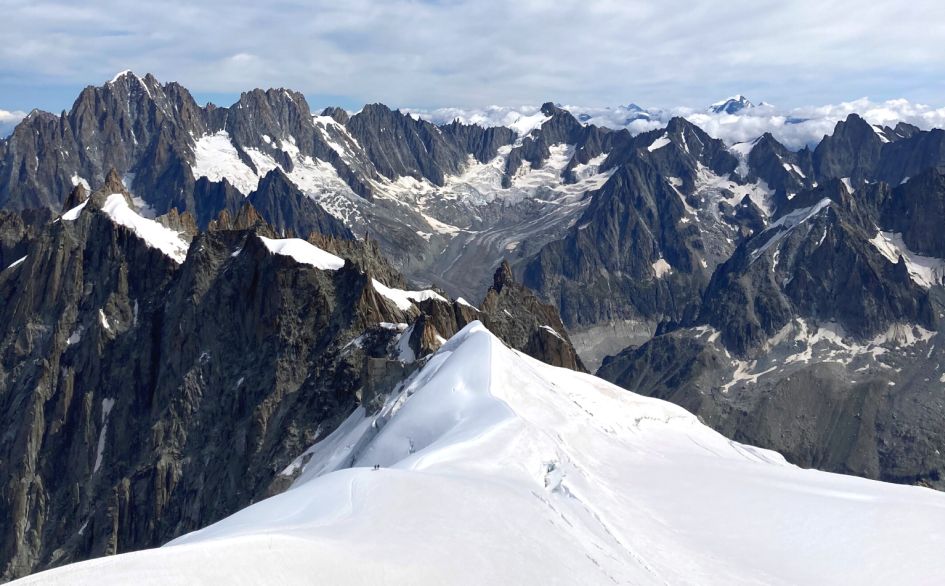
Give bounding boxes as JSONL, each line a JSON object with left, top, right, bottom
{"left": 708, "top": 94, "right": 754, "bottom": 114}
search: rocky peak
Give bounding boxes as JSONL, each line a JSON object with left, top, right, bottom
{"left": 62, "top": 184, "right": 88, "bottom": 213}
{"left": 665, "top": 115, "right": 699, "bottom": 134}
{"left": 480, "top": 260, "right": 585, "bottom": 371}
{"left": 709, "top": 95, "right": 754, "bottom": 115}
{"left": 638, "top": 117, "right": 739, "bottom": 185}
{"left": 892, "top": 121, "right": 921, "bottom": 139}
{"left": 236, "top": 88, "right": 312, "bottom": 126}
{"left": 701, "top": 190, "right": 934, "bottom": 356}
{"left": 540, "top": 101, "right": 572, "bottom": 118}
{"left": 156, "top": 208, "right": 199, "bottom": 241}
{"left": 246, "top": 168, "right": 354, "bottom": 240}
{"left": 536, "top": 102, "right": 585, "bottom": 141}
{"left": 208, "top": 202, "right": 274, "bottom": 234}
{"left": 438, "top": 119, "right": 516, "bottom": 164}
{"left": 346, "top": 102, "right": 467, "bottom": 185}
{"left": 829, "top": 114, "right": 881, "bottom": 147}
{"left": 813, "top": 113, "right": 886, "bottom": 183}
{"left": 502, "top": 102, "right": 611, "bottom": 185}
{"left": 492, "top": 259, "right": 515, "bottom": 293}
{"left": 881, "top": 168, "right": 945, "bottom": 257}
{"left": 320, "top": 106, "right": 349, "bottom": 125}
{"left": 745, "top": 132, "right": 814, "bottom": 207}
{"left": 211, "top": 88, "right": 315, "bottom": 162}
{"left": 102, "top": 168, "right": 126, "bottom": 194}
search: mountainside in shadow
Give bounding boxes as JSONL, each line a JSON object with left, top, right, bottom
{"left": 0, "top": 173, "right": 581, "bottom": 581}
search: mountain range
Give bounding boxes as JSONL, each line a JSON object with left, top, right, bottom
{"left": 2, "top": 72, "right": 945, "bottom": 581}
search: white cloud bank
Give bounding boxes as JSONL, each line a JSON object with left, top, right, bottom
{"left": 409, "top": 98, "right": 945, "bottom": 150}
{"left": 0, "top": 109, "right": 27, "bottom": 137}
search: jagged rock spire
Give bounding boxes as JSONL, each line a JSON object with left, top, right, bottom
{"left": 492, "top": 259, "right": 515, "bottom": 293}
{"left": 62, "top": 184, "right": 88, "bottom": 213}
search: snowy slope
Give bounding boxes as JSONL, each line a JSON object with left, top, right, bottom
{"left": 60, "top": 194, "right": 190, "bottom": 263}
{"left": 15, "top": 322, "right": 945, "bottom": 585}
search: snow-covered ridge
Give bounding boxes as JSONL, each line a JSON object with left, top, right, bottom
{"left": 750, "top": 198, "right": 832, "bottom": 263}
{"left": 19, "top": 322, "right": 945, "bottom": 585}
{"left": 255, "top": 234, "right": 446, "bottom": 311}
{"left": 100, "top": 194, "right": 190, "bottom": 263}
{"left": 258, "top": 236, "right": 345, "bottom": 271}
{"left": 60, "top": 194, "right": 190, "bottom": 263}
{"left": 371, "top": 278, "right": 447, "bottom": 311}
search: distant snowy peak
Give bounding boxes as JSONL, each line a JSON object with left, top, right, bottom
{"left": 708, "top": 95, "right": 754, "bottom": 114}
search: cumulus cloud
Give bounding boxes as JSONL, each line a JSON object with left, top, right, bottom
{"left": 0, "top": 109, "right": 27, "bottom": 137}
{"left": 0, "top": 0, "right": 944, "bottom": 113}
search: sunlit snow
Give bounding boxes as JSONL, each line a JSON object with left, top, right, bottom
{"left": 372, "top": 278, "right": 447, "bottom": 311}
{"left": 101, "top": 194, "right": 190, "bottom": 263}
{"left": 869, "top": 231, "right": 945, "bottom": 288}
{"left": 21, "top": 322, "right": 945, "bottom": 585}
{"left": 258, "top": 236, "right": 345, "bottom": 271}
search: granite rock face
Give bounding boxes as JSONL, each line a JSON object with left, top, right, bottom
{"left": 246, "top": 168, "right": 354, "bottom": 240}
{"left": 0, "top": 181, "right": 582, "bottom": 581}
{"left": 520, "top": 117, "right": 761, "bottom": 333}
{"left": 479, "top": 260, "right": 585, "bottom": 371}
{"left": 701, "top": 180, "right": 934, "bottom": 356}
{"left": 599, "top": 172, "right": 945, "bottom": 492}
{"left": 345, "top": 103, "right": 515, "bottom": 187}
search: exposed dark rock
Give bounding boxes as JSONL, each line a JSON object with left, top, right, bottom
{"left": 0, "top": 208, "right": 51, "bottom": 269}
{"left": 745, "top": 133, "right": 814, "bottom": 208}
{"left": 503, "top": 103, "right": 619, "bottom": 186}
{"left": 439, "top": 120, "right": 515, "bottom": 164}
{"left": 479, "top": 261, "right": 585, "bottom": 371}
{"left": 880, "top": 168, "right": 945, "bottom": 257}
{"left": 346, "top": 103, "right": 469, "bottom": 186}
{"left": 187, "top": 177, "right": 245, "bottom": 228}
{"left": 62, "top": 184, "right": 89, "bottom": 213}
{"left": 702, "top": 187, "right": 933, "bottom": 356}
{"left": 521, "top": 155, "right": 709, "bottom": 329}
{"left": 813, "top": 114, "right": 885, "bottom": 184}
{"left": 320, "top": 107, "right": 349, "bottom": 125}
{"left": 247, "top": 168, "right": 354, "bottom": 240}
{"left": 0, "top": 185, "right": 583, "bottom": 580}
{"left": 0, "top": 72, "right": 208, "bottom": 211}
{"left": 598, "top": 322, "right": 945, "bottom": 492}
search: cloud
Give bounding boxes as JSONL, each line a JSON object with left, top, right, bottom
{"left": 0, "top": 0, "right": 944, "bottom": 113}
{"left": 0, "top": 109, "right": 27, "bottom": 137}
{"left": 407, "top": 99, "right": 945, "bottom": 150}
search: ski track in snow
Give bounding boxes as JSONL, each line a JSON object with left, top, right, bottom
{"left": 20, "top": 322, "right": 945, "bottom": 586}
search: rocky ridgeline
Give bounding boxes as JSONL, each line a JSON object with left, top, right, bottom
{"left": 4, "top": 73, "right": 945, "bottom": 578}
{"left": 0, "top": 172, "right": 582, "bottom": 580}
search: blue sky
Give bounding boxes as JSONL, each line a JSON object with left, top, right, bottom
{"left": 1, "top": 0, "right": 944, "bottom": 116}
